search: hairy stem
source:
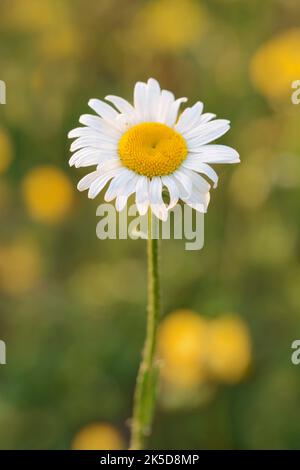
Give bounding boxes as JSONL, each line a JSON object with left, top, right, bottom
{"left": 130, "top": 211, "right": 161, "bottom": 450}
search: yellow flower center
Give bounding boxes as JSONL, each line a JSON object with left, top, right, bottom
{"left": 118, "top": 122, "right": 188, "bottom": 177}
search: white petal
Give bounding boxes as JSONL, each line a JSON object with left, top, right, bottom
{"left": 190, "top": 144, "right": 240, "bottom": 164}
{"left": 77, "top": 170, "right": 100, "bottom": 191}
{"left": 172, "top": 169, "right": 193, "bottom": 198}
{"left": 105, "top": 95, "right": 134, "bottom": 115}
{"left": 198, "top": 113, "right": 216, "bottom": 124}
{"left": 182, "top": 114, "right": 217, "bottom": 140}
{"left": 115, "top": 174, "right": 139, "bottom": 211}
{"left": 69, "top": 148, "right": 100, "bottom": 168}
{"left": 165, "top": 97, "right": 187, "bottom": 127}
{"left": 135, "top": 176, "right": 150, "bottom": 216}
{"left": 146, "top": 78, "right": 162, "bottom": 122}
{"left": 104, "top": 169, "right": 133, "bottom": 202}
{"left": 147, "top": 78, "right": 161, "bottom": 96}
{"left": 117, "top": 112, "right": 140, "bottom": 128}
{"left": 161, "top": 175, "right": 179, "bottom": 209}
{"left": 88, "top": 167, "right": 123, "bottom": 199}
{"left": 79, "top": 114, "right": 122, "bottom": 139}
{"left": 180, "top": 167, "right": 211, "bottom": 192}
{"left": 88, "top": 99, "right": 119, "bottom": 121}
{"left": 98, "top": 159, "right": 121, "bottom": 172}
{"left": 79, "top": 114, "right": 103, "bottom": 130}
{"left": 187, "top": 113, "right": 217, "bottom": 131}
{"left": 75, "top": 155, "right": 100, "bottom": 168}
{"left": 175, "top": 101, "right": 204, "bottom": 133}
{"left": 142, "top": 79, "right": 164, "bottom": 122}
{"left": 149, "top": 177, "right": 168, "bottom": 221}
{"left": 182, "top": 157, "right": 218, "bottom": 188}
{"left": 182, "top": 188, "right": 210, "bottom": 213}
{"left": 197, "top": 163, "right": 218, "bottom": 188}
{"left": 134, "top": 81, "right": 147, "bottom": 120}
{"left": 187, "top": 120, "right": 230, "bottom": 149}
{"left": 157, "top": 90, "right": 175, "bottom": 124}
{"left": 70, "top": 137, "right": 118, "bottom": 152}
{"left": 68, "top": 127, "right": 116, "bottom": 143}
{"left": 68, "top": 127, "right": 93, "bottom": 139}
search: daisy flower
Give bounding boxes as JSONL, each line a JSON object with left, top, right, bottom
{"left": 68, "top": 78, "right": 239, "bottom": 221}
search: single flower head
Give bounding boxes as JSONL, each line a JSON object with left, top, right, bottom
{"left": 68, "top": 78, "right": 239, "bottom": 221}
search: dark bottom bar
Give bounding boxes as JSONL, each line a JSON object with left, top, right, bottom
{"left": 0, "top": 450, "right": 295, "bottom": 466}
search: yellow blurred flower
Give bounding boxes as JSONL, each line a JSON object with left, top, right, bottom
{"left": 158, "top": 310, "right": 208, "bottom": 387}
{"left": 0, "top": 240, "right": 42, "bottom": 295}
{"left": 250, "top": 29, "right": 300, "bottom": 101}
{"left": 21, "top": 165, "right": 74, "bottom": 224}
{"left": 158, "top": 310, "right": 252, "bottom": 390}
{"left": 2, "top": 0, "right": 81, "bottom": 60}
{"left": 130, "top": 0, "right": 206, "bottom": 53}
{"left": 4, "top": 0, "right": 58, "bottom": 32}
{"left": 0, "top": 129, "right": 13, "bottom": 174}
{"left": 72, "top": 423, "right": 125, "bottom": 450}
{"left": 206, "top": 315, "right": 251, "bottom": 384}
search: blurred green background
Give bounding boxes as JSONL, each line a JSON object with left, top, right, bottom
{"left": 1, "top": 0, "right": 300, "bottom": 450}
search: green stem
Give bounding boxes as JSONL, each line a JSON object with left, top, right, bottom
{"left": 130, "top": 210, "right": 161, "bottom": 450}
